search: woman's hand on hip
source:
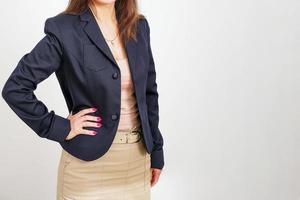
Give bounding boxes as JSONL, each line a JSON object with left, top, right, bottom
{"left": 65, "top": 107, "right": 102, "bottom": 140}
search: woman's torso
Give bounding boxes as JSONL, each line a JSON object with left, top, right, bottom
{"left": 115, "top": 58, "right": 141, "bottom": 131}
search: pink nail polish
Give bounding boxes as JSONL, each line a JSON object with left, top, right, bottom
{"left": 97, "top": 123, "right": 101, "bottom": 126}
{"left": 97, "top": 117, "right": 101, "bottom": 121}
{"left": 92, "top": 108, "right": 97, "bottom": 111}
{"left": 93, "top": 131, "right": 97, "bottom": 135}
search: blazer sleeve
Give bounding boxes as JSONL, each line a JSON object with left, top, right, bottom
{"left": 144, "top": 19, "right": 165, "bottom": 170}
{"left": 1, "top": 17, "right": 71, "bottom": 143}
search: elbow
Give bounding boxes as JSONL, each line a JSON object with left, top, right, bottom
{"left": 2, "top": 82, "right": 9, "bottom": 102}
{"left": 2, "top": 79, "right": 15, "bottom": 104}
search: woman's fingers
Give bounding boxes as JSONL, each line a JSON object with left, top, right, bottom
{"left": 79, "top": 114, "right": 101, "bottom": 123}
{"left": 82, "top": 121, "right": 102, "bottom": 128}
{"left": 77, "top": 107, "right": 97, "bottom": 118}
{"left": 80, "top": 128, "right": 97, "bottom": 136}
{"left": 66, "top": 107, "right": 102, "bottom": 139}
{"left": 77, "top": 108, "right": 102, "bottom": 136}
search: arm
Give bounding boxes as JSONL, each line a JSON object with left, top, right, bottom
{"left": 1, "top": 17, "right": 71, "bottom": 143}
{"left": 144, "top": 19, "right": 165, "bottom": 170}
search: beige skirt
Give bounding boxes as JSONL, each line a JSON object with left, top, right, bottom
{"left": 56, "top": 130, "right": 151, "bottom": 200}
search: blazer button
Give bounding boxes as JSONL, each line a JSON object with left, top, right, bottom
{"left": 111, "top": 114, "right": 118, "bottom": 120}
{"left": 112, "top": 72, "right": 118, "bottom": 79}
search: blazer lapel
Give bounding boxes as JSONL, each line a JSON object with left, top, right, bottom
{"left": 79, "top": 6, "right": 138, "bottom": 72}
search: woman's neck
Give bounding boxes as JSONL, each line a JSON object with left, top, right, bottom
{"left": 88, "top": 1, "right": 117, "bottom": 25}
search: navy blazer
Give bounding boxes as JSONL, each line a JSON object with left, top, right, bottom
{"left": 1, "top": 7, "right": 164, "bottom": 169}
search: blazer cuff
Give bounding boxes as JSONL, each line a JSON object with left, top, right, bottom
{"left": 150, "top": 148, "right": 164, "bottom": 169}
{"left": 47, "top": 114, "right": 71, "bottom": 143}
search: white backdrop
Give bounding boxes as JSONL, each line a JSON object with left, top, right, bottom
{"left": 0, "top": 0, "right": 300, "bottom": 199}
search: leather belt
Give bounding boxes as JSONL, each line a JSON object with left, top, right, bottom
{"left": 112, "top": 126, "right": 142, "bottom": 144}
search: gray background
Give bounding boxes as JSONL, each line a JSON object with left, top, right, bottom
{"left": 1, "top": 0, "right": 300, "bottom": 199}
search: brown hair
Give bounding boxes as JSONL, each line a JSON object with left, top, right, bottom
{"left": 61, "top": 0, "right": 145, "bottom": 43}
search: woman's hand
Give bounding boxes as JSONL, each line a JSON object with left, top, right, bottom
{"left": 150, "top": 168, "right": 162, "bottom": 187}
{"left": 65, "top": 107, "right": 102, "bottom": 140}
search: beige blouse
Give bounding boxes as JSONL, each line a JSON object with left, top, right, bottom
{"left": 115, "top": 58, "right": 141, "bottom": 131}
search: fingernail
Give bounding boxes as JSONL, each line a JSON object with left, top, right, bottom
{"left": 92, "top": 108, "right": 97, "bottom": 111}
{"left": 97, "top": 123, "right": 101, "bottom": 127}
{"left": 97, "top": 117, "right": 101, "bottom": 121}
{"left": 93, "top": 131, "right": 97, "bottom": 135}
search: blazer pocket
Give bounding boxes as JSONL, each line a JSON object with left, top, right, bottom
{"left": 83, "top": 44, "right": 110, "bottom": 71}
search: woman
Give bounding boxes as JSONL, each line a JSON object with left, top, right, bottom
{"left": 1, "top": 0, "right": 164, "bottom": 199}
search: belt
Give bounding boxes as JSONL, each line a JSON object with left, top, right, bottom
{"left": 112, "top": 125, "right": 142, "bottom": 144}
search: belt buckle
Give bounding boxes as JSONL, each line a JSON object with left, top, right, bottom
{"left": 120, "top": 127, "right": 141, "bottom": 144}
{"left": 131, "top": 127, "right": 140, "bottom": 135}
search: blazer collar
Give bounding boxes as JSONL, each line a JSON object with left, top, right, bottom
{"left": 79, "top": 6, "right": 137, "bottom": 71}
